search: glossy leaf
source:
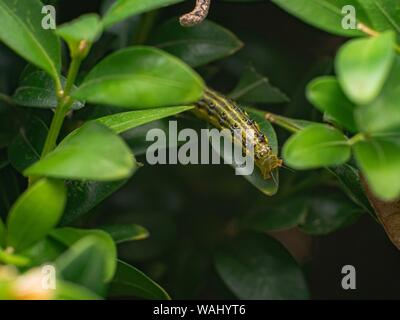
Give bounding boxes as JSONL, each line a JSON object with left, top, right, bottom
{"left": 328, "top": 164, "right": 375, "bottom": 215}
{"left": 24, "top": 122, "right": 136, "bottom": 181}
{"left": 242, "top": 198, "right": 307, "bottom": 232}
{"left": 151, "top": 19, "right": 243, "bottom": 67}
{"left": 8, "top": 116, "right": 47, "bottom": 173}
{"left": 230, "top": 66, "right": 289, "bottom": 104}
{"left": 51, "top": 227, "right": 116, "bottom": 282}
{"left": 0, "top": 0, "right": 61, "bottom": 82}
{"left": 103, "top": 0, "right": 184, "bottom": 28}
{"left": 307, "top": 76, "right": 356, "bottom": 132}
{"left": 61, "top": 179, "right": 128, "bottom": 225}
{"left": 271, "top": 0, "right": 369, "bottom": 37}
{"left": 336, "top": 31, "right": 395, "bottom": 105}
{"left": 55, "top": 280, "right": 101, "bottom": 300}
{"left": 7, "top": 179, "right": 66, "bottom": 252}
{"left": 283, "top": 124, "right": 351, "bottom": 169}
{"left": 56, "top": 14, "right": 103, "bottom": 45}
{"left": 12, "top": 67, "right": 84, "bottom": 110}
{"left": 359, "top": 0, "right": 400, "bottom": 33}
{"left": 109, "top": 260, "right": 171, "bottom": 300}
{"left": 54, "top": 235, "right": 111, "bottom": 294}
{"left": 100, "top": 224, "right": 149, "bottom": 243}
{"left": 215, "top": 233, "right": 309, "bottom": 299}
{"left": 73, "top": 47, "right": 204, "bottom": 109}
{"left": 356, "top": 56, "right": 400, "bottom": 133}
{"left": 354, "top": 137, "right": 400, "bottom": 201}
{"left": 96, "top": 105, "right": 194, "bottom": 134}
{"left": 299, "top": 194, "right": 362, "bottom": 235}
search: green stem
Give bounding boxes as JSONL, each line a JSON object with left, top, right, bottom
{"left": 347, "top": 133, "right": 366, "bottom": 146}
{"left": 265, "top": 112, "right": 301, "bottom": 133}
{"left": 29, "top": 55, "right": 83, "bottom": 187}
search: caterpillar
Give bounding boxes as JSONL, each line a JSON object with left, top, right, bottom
{"left": 180, "top": 0, "right": 211, "bottom": 27}
{"left": 193, "top": 87, "right": 282, "bottom": 179}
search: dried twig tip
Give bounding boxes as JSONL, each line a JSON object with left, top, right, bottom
{"left": 179, "top": 0, "right": 211, "bottom": 27}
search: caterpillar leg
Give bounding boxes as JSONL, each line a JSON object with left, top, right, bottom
{"left": 179, "top": 0, "right": 211, "bottom": 27}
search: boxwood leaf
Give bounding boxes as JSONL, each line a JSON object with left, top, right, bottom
{"left": 355, "top": 56, "right": 400, "bottom": 133}
{"left": 0, "top": 0, "right": 61, "bottom": 83}
{"left": 230, "top": 66, "right": 289, "bottom": 104}
{"left": 358, "top": 0, "right": 400, "bottom": 33}
{"left": 12, "top": 67, "right": 84, "bottom": 110}
{"left": 54, "top": 235, "right": 111, "bottom": 294}
{"left": 299, "top": 194, "right": 362, "bottom": 235}
{"left": 61, "top": 179, "right": 128, "bottom": 226}
{"left": 109, "top": 260, "right": 171, "bottom": 300}
{"left": 24, "top": 122, "right": 136, "bottom": 181}
{"left": 151, "top": 18, "right": 243, "bottom": 68}
{"left": 103, "top": 0, "right": 184, "bottom": 28}
{"left": 336, "top": 31, "right": 395, "bottom": 105}
{"left": 51, "top": 227, "right": 116, "bottom": 282}
{"left": 214, "top": 232, "right": 309, "bottom": 299}
{"left": 72, "top": 47, "right": 204, "bottom": 109}
{"left": 354, "top": 137, "right": 400, "bottom": 201}
{"left": 7, "top": 179, "right": 66, "bottom": 252}
{"left": 96, "top": 105, "right": 194, "bottom": 134}
{"left": 8, "top": 116, "right": 47, "bottom": 173}
{"left": 307, "top": 76, "right": 357, "bottom": 132}
{"left": 283, "top": 124, "right": 351, "bottom": 169}
{"left": 56, "top": 14, "right": 103, "bottom": 45}
{"left": 271, "top": 0, "right": 369, "bottom": 37}
{"left": 100, "top": 224, "right": 149, "bottom": 243}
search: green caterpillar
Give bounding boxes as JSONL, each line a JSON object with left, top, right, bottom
{"left": 193, "top": 87, "right": 282, "bottom": 179}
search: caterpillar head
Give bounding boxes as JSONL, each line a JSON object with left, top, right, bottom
{"left": 255, "top": 147, "right": 283, "bottom": 180}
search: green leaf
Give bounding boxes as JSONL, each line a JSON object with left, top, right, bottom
{"left": 96, "top": 105, "right": 194, "bottom": 134}
{"left": 12, "top": 67, "right": 84, "bottom": 110}
{"left": 266, "top": 113, "right": 316, "bottom": 133}
{"left": 20, "top": 237, "right": 65, "bottom": 267}
{"left": 56, "top": 14, "right": 103, "bottom": 45}
{"left": 55, "top": 280, "right": 101, "bottom": 300}
{"left": 72, "top": 46, "right": 204, "bottom": 109}
{"left": 214, "top": 233, "right": 309, "bottom": 299}
{"left": 51, "top": 227, "right": 117, "bottom": 282}
{"left": 61, "top": 179, "right": 128, "bottom": 225}
{"left": 283, "top": 124, "right": 351, "bottom": 169}
{"left": 100, "top": 224, "right": 149, "bottom": 243}
{"left": 328, "top": 164, "right": 375, "bottom": 215}
{"left": 7, "top": 179, "right": 66, "bottom": 252}
{"left": 355, "top": 56, "right": 400, "bottom": 133}
{"left": 307, "top": 76, "right": 357, "bottom": 132}
{"left": 242, "top": 198, "right": 307, "bottom": 232}
{"left": 54, "top": 235, "right": 112, "bottom": 294}
{"left": 336, "top": 31, "right": 395, "bottom": 105}
{"left": 230, "top": 66, "right": 289, "bottom": 104}
{"left": 271, "top": 0, "right": 369, "bottom": 37}
{"left": 8, "top": 116, "right": 47, "bottom": 173}
{"left": 151, "top": 18, "right": 243, "bottom": 68}
{"left": 0, "top": 0, "right": 61, "bottom": 83}
{"left": 103, "top": 0, "right": 184, "bottom": 28}
{"left": 24, "top": 122, "right": 136, "bottom": 181}
{"left": 109, "top": 260, "right": 171, "bottom": 300}
{"left": 299, "top": 194, "right": 362, "bottom": 235}
{"left": 0, "top": 218, "right": 6, "bottom": 248}
{"left": 354, "top": 137, "right": 400, "bottom": 201}
{"left": 359, "top": 0, "right": 400, "bottom": 33}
